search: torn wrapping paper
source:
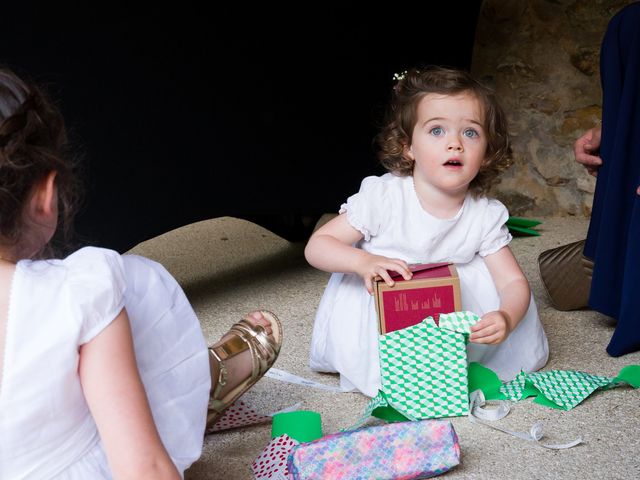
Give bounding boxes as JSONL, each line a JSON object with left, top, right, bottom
{"left": 467, "top": 362, "right": 640, "bottom": 410}
{"left": 208, "top": 400, "right": 303, "bottom": 433}
{"left": 499, "top": 365, "right": 640, "bottom": 410}
{"left": 465, "top": 363, "right": 640, "bottom": 449}
{"left": 362, "top": 311, "right": 479, "bottom": 422}
{"left": 208, "top": 400, "right": 271, "bottom": 432}
{"left": 252, "top": 410, "right": 323, "bottom": 480}
{"left": 251, "top": 434, "right": 299, "bottom": 480}
{"left": 287, "top": 420, "right": 460, "bottom": 480}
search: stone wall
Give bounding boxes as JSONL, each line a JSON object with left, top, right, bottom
{"left": 471, "top": 0, "right": 633, "bottom": 217}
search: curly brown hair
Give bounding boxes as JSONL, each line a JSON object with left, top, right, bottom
{"left": 0, "top": 66, "right": 80, "bottom": 257}
{"left": 376, "top": 66, "right": 512, "bottom": 196}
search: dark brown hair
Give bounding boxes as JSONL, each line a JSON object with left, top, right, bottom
{"left": 0, "top": 67, "right": 80, "bottom": 257}
{"left": 376, "top": 66, "right": 512, "bottom": 196}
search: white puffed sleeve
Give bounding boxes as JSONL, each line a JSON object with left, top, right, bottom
{"left": 339, "top": 175, "right": 391, "bottom": 241}
{"left": 478, "top": 198, "right": 513, "bottom": 257}
{"left": 65, "top": 246, "right": 127, "bottom": 345}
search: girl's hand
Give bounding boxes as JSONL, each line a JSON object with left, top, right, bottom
{"left": 470, "top": 310, "right": 511, "bottom": 344}
{"left": 355, "top": 254, "right": 412, "bottom": 295}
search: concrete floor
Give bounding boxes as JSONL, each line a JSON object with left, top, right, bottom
{"left": 129, "top": 215, "right": 640, "bottom": 480}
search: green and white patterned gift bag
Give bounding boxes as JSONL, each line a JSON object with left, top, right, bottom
{"left": 366, "top": 311, "right": 479, "bottom": 421}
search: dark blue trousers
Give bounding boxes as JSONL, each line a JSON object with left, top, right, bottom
{"left": 584, "top": 2, "right": 640, "bottom": 356}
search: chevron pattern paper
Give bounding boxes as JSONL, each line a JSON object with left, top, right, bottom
{"left": 377, "top": 311, "right": 479, "bottom": 420}
{"left": 500, "top": 369, "right": 612, "bottom": 410}
{"left": 500, "top": 371, "right": 527, "bottom": 400}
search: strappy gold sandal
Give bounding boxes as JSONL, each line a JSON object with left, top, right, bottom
{"left": 205, "top": 310, "right": 282, "bottom": 433}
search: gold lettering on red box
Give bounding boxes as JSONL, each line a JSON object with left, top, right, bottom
{"left": 375, "top": 263, "right": 462, "bottom": 334}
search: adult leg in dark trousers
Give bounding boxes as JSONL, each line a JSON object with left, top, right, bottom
{"left": 582, "top": 2, "right": 640, "bottom": 356}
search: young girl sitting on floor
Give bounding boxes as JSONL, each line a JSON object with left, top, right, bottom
{"left": 305, "top": 66, "right": 548, "bottom": 397}
{"left": 0, "top": 66, "right": 282, "bottom": 479}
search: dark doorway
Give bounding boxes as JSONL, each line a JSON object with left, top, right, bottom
{"left": 1, "top": 2, "right": 483, "bottom": 252}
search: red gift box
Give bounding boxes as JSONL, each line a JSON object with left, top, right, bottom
{"left": 374, "top": 263, "right": 462, "bottom": 334}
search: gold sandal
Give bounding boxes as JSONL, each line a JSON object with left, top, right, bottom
{"left": 205, "top": 310, "right": 282, "bottom": 433}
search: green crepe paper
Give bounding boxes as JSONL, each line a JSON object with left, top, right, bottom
{"left": 467, "top": 362, "right": 541, "bottom": 401}
{"left": 611, "top": 365, "right": 640, "bottom": 388}
{"left": 467, "top": 362, "right": 506, "bottom": 400}
{"left": 372, "top": 406, "right": 410, "bottom": 423}
{"left": 533, "top": 394, "right": 565, "bottom": 409}
{"left": 271, "top": 410, "right": 322, "bottom": 442}
{"left": 521, "top": 379, "right": 543, "bottom": 400}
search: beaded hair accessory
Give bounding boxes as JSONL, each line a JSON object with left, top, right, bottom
{"left": 392, "top": 70, "right": 409, "bottom": 92}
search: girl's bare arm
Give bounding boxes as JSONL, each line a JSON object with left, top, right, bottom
{"left": 304, "top": 213, "right": 411, "bottom": 294}
{"left": 79, "top": 309, "right": 180, "bottom": 480}
{"left": 470, "top": 246, "right": 531, "bottom": 344}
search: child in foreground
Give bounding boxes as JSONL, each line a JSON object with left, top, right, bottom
{"left": 0, "top": 66, "right": 282, "bottom": 479}
{"left": 305, "top": 67, "right": 548, "bottom": 397}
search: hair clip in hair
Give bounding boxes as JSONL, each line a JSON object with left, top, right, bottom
{"left": 392, "top": 71, "right": 407, "bottom": 81}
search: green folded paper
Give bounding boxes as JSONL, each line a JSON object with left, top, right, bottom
{"left": 506, "top": 216, "right": 542, "bottom": 236}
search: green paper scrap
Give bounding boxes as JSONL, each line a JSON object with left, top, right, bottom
{"left": 521, "top": 379, "right": 542, "bottom": 399}
{"left": 497, "top": 371, "right": 540, "bottom": 401}
{"left": 498, "top": 366, "right": 640, "bottom": 411}
{"left": 507, "top": 216, "right": 542, "bottom": 228}
{"left": 533, "top": 394, "right": 565, "bottom": 409}
{"left": 611, "top": 365, "right": 640, "bottom": 388}
{"left": 531, "top": 370, "right": 611, "bottom": 409}
{"left": 508, "top": 225, "right": 541, "bottom": 237}
{"left": 471, "top": 362, "right": 640, "bottom": 411}
{"left": 506, "top": 216, "right": 542, "bottom": 237}
{"left": 372, "top": 405, "right": 410, "bottom": 423}
{"left": 467, "top": 362, "right": 506, "bottom": 400}
{"left": 271, "top": 410, "right": 322, "bottom": 442}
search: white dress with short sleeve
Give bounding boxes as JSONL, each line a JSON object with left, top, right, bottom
{"left": 309, "top": 174, "right": 549, "bottom": 397}
{"left": 0, "top": 247, "right": 210, "bottom": 479}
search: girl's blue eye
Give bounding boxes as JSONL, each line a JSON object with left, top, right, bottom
{"left": 430, "top": 127, "right": 444, "bottom": 136}
{"left": 463, "top": 128, "right": 479, "bottom": 138}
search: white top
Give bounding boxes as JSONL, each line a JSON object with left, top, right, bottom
{"left": 309, "top": 174, "right": 548, "bottom": 396}
{"left": 343, "top": 173, "right": 512, "bottom": 260}
{"left": 0, "top": 247, "right": 210, "bottom": 479}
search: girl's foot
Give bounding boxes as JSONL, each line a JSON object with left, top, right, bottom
{"left": 206, "top": 310, "right": 282, "bottom": 433}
